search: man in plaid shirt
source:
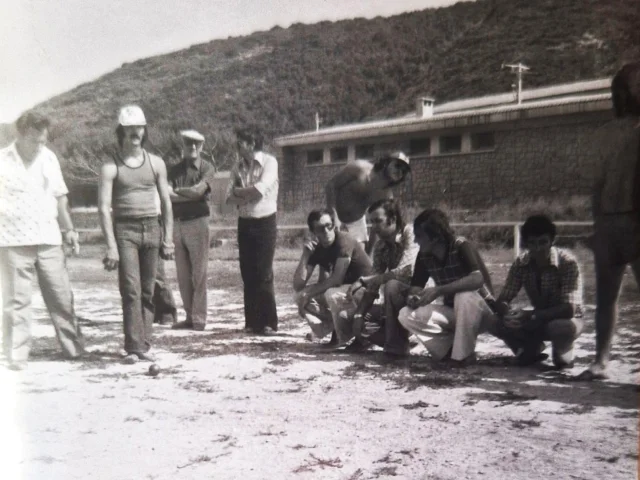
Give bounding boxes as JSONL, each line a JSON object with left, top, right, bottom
{"left": 341, "top": 199, "right": 419, "bottom": 353}
{"left": 397, "top": 209, "right": 496, "bottom": 364}
{"left": 494, "top": 215, "right": 584, "bottom": 369}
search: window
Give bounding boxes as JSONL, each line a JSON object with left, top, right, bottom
{"left": 439, "top": 135, "right": 462, "bottom": 154}
{"left": 306, "top": 149, "right": 323, "bottom": 165}
{"left": 355, "top": 144, "right": 374, "bottom": 160}
{"left": 330, "top": 146, "right": 348, "bottom": 163}
{"left": 409, "top": 137, "right": 431, "bottom": 156}
{"left": 471, "top": 132, "right": 495, "bottom": 151}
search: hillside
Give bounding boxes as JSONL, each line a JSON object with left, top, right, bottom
{"left": 27, "top": 0, "right": 639, "bottom": 182}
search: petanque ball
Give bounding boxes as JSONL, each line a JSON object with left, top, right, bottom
{"left": 148, "top": 364, "right": 161, "bottom": 377}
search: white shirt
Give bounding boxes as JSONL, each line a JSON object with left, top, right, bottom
{"left": 226, "top": 151, "right": 279, "bottom": 218}
{"left": 0, "top": 143, "right": 68, "bottom": 246}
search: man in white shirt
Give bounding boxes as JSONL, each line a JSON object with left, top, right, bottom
{"left": 226, "top": 126, "right": 279, "bottom": 334}
{"left": 0, "top": 111, "right": 84, "bottom": 370}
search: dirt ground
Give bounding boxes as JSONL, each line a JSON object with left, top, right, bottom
{"left": 0, "top": 247, "right": 638, "bottom": 480}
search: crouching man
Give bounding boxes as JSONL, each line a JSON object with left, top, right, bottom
{"left": 342, "top": 199, "right": 419, "bottom": 353}
{"left": 397, "top": 209, "right": 495, "bottom": 365}
{"left": 493, "top": 215, "right": 584, "bottom": 369}
{"left": 293, "top": 209, "right": 372, "bottom": 346}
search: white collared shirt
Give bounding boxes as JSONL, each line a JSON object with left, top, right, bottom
{"left": 226, "top": 151, "right": 279, "bottom": 218}
{"left": 0, "top": 143, "right": 68, "bottom": 246}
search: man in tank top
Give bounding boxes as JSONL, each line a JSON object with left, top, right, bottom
{"left": 98, "top": 105, "right": 174, "bottom": 364}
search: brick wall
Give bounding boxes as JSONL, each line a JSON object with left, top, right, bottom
{"left": 278, "top": 110, "right": 615, "bottom": 210}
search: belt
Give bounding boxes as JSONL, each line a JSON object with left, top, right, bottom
{"left": 175, "top": 214, "right": 208, "bottom": 221}
{"left": 114, "top": 215, "right": 159, "bottom": 223}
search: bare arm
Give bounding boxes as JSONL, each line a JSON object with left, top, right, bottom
{"left": 325, "top": 164, "right": 363, "bottom": 226}
{"left": 151, "top": 157, "right": 174, "bottom": 259}
{"left": 293, "top": 248, "right": 316, "bottom": 292}
{"left": 98, "top": 162, "right": 119, "bottom": 269}
{"left": 303, "top": 257, "right": 351, "bottom": 298}
{"left": 56, "top": 195, "right": 80, "bottom": 255}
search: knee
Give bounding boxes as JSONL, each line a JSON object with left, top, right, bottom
{"left": 547, "top": 319, "right": 579, "bottom": 341}
{"left": 398, "top": 306, "right": 413, "bottom": 328}
{"left": 384, "top": 280, "right": 406, "bottom": 303}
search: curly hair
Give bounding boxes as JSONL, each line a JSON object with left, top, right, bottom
{"left": 234, "top": 125, "right": 264, "bottom": 151}
{"left": 367, "top": 198, "right": 406, "bottom": 232}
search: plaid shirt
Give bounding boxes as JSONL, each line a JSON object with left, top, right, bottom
{"left": 411, "top": 236, "right": 493, "bottom": 307}
{"left": 371, "top": 225, "right": 419, "bottom": 283}
{"left": 499, "top": 247, "right": 583, "bottom": 317}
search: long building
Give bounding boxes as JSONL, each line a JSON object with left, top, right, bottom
{"left": 274, "top": 78, "right": 613, "bottom": 210}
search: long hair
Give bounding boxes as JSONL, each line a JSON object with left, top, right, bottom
{"left": 413, "top": 208, "right": 454, "bottom": 244}
{"left": 611, "top": 61, "right": 640, "bottom": 117}
{"left": 367, "top": 198, "right": 406, "bottom": 232}
{"left": 116, "top": 125, "right": 149, "bottom": 148}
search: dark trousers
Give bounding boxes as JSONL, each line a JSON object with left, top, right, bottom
{"left": 238, "top": 214, "right": 278, "bottom": 332}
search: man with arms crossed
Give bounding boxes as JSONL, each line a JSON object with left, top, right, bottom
{"left": 293, "top": 209, "right": 372, "bottom": 346}
{"left": 226, "top": 126, "right": 279, "bottom": 334}
{"left": 325, "top": 152, "right": 410, "bottom": 253}
{"left": 98, "top": 105, "right": 174, "bottom": 364}
{"left": 0, "top": 111, "right": 84, "bottom": 370}
{"left": 168, "top": 130, "right": 215, "bottom": 331}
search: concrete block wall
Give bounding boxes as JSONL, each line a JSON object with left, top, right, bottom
{"left": 278, "top": 110, "right": 615, "bottom": 210}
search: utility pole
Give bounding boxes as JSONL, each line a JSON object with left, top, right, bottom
{"left": 502, "top": 62, "right": 530, "bottom": 104}
{"left": 315, "top": 112, "right": 322, "bottom": 131}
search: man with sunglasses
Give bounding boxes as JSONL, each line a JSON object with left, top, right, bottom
{"left": 325, "top": 152, "right": 410, "bottom": 254}
{"left": 493, "top": 215, "right": 584, "bottom": 369}
{"left": 168, "top": 130, "right": 215, "bottom": 331}
{"left": 293, "top": 209, "right": 372, "bottom": 346}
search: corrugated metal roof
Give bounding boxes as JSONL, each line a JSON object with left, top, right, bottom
{"left": 275, "top": 78, "right": 613, "bottom": 146}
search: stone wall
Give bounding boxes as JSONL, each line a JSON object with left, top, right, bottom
{"left": 278, "top": 110, "right": 615, "bottom": 210}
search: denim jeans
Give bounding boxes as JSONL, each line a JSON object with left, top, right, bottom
{"left": 114, "top": 217, "right": 161, "bottom": 354}
{"left": 0, "top": 245, "right": 85, "bottom": 362}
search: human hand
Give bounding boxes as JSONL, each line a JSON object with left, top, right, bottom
{"left": 503, "top": 309, "right": 533, "bottom": 330}
{"left": 103, "top": 247, "right": 119, "bottom": 271}
{"left": 160, "top": 241, "right": 175, "bottom": 260}
{"left": 63, "top": 230, "right": 80, "bottom": 256}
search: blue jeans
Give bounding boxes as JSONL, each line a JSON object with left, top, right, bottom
{"left": 114, "top": 217, "right": 161, "bottom": 355}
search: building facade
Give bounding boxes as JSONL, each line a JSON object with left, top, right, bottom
{"left": 274, "top": 78, "right": 614, "bottom": 210}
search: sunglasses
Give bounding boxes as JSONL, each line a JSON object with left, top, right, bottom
{"left": 525, "top": 237, "right": 552, "bottom": 249}
{"left": 184, "top": 139, "right": 202, "bottom": 147}
{"left": 313, "top": 222, "right": 335, "bottom": 234}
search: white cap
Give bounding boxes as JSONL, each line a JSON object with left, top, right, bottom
{"left": 118, "top": 105, "right": 147, "bottom": 126}
{"left": 180, "top": 129, "right": 205, "bottom": 142}
{"left": 390, "top": 151, "right": 410, "bottom": 165}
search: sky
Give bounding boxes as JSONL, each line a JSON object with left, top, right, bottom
{"left": 0, "top": 0, "right": 467, "bottom": 123}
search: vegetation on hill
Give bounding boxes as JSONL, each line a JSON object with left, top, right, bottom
{"left": 23, "top": 0, "right": 639, "bottom": 192}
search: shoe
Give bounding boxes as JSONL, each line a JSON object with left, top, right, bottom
{"left": 8, "top": 361, "right": 27, "bottom": 371}
{"left": 122, "top": 354, "right": 138, "bottom": 365}
{"left": 516, "top": 349, "right": 549, "bottom": 367}
{"left": 552, "top": 360, "right": 574, "bottom": 370}
{"left": 192, "top": 324, "right": 206, "bottom": 332}
{"left": 136, "top": 352, "right": 156, "bottom": 362}
{"left": 448, "top": 353, "right": 477, "bottom": 368}
{"left": 344, "top": 338, "right": 371, "bottom": 353}
{"left": 172, "top": 321, "right": 194, "bottom": 330}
